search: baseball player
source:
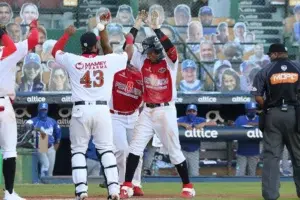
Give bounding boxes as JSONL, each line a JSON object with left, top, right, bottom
{"left": 25, "top": 102, "right": 61, "bottom": 177}
{"left": 0, "top": 19, "right": 38, "bottom": 200}
{"left": 51, "top": 13, "right": 133, "bottom": 200}
{"left": 120, "top": 10, "right": 195, "bottom": 199}
{"left": 110, "top": 62, "right": 144, "bottom": 196}
{"left": 234, "top": 102, "right": 260, "bottom": 176}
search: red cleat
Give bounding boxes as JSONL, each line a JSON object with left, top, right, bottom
{"left": 133, "top": 186, "right": 144, "bottom": 196}
{"left": 120, "top": 182, "right": 134, "bottom": 199}
{"left": 180, "top": 183, "right": 196, "bottom": 199}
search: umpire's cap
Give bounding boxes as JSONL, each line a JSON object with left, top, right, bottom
{"left": 80, "top": 32, "right": 98, "bottom": 48}
{"left": 267, "top": 43, "right": 288, "bottom": 55}
{"left": 245, "top": 102, "right": 256, "bottom": 110}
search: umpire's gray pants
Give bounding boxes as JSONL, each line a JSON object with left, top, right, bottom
{"left": 182, "top": 150, "right": 200, "bottom": 176}
{"left": 262, "top": 107, "right": 300, "bottom": 200}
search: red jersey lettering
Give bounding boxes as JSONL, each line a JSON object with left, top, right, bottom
{"left": 112, "top": 68, "right": 143, "bottom": 112}
{"left": 142, "top": 59, "right": 172, "bottom": 103}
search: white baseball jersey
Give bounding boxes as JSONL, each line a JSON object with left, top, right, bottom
{"left": 130, "top": 48, "right": 178, "bottom": 103}
{"left": 55, "top": 51, "right": 128, "bottom": 102}
{"left": 0, "top": 40, "right": 28, "bottom": 99}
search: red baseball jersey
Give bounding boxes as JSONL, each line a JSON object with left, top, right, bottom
{"left": 131, "top": 49, "right": 178, "bottom": 104}
{"left": 110, "top": 67, "right": 143, "bottom": 112}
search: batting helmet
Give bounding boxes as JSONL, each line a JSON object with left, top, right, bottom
{"left": 245, "top": 102, "right": 256, "bottom": 110}
{"left": 142, "top": 36, "right": 164, "bottom": 60}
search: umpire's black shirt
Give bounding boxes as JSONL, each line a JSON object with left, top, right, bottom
{"left": 251, "top": 59, "right": 300, "bottom": 108}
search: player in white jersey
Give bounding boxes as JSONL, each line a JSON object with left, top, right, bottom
{"left": 120, "top": 10, "right": 195, "bottom": 199}
{"left": 0, "top": 20, "right": 38, "bottom": 200}
{"left": 52, "top": 13, "right": 131, "bottom": 200}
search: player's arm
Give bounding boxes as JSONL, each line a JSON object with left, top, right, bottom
{"left": 53, "top": 121, "right": 61, "bottom": 151}
{"left": 96, "top": 11, "right": 113, "bottom": 54}
{"left": 27, "top": 20, "right": 39, "bottom": 51}
{"left": 251, "top": 69, "right": 266, "bottom": 109}
{"left": 0, "top": 27, "right": 16, "bottom": 60}
{"left": 149, "top": 11, "right": 177, "bottom": 63}
{"left": 52, "top": 25, "right": 76, "bottom": 58}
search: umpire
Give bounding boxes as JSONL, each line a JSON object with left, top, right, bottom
{"left": 251, "top": 43, "right": 300, "bottom": 200}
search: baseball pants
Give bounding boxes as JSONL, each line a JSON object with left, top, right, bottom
{"left": 86, "top": 158, "right": 101, "bottom": 176}
{"left": 37, "top": 146, "right": 56, "bottom": 176}
{"left": 182, "top": 150, "right": 200, "bottom": 176}
{"left": 262, "top": 107, "right": 300, "bottom": 200}
{"left": 111, "top": 111, "right": 143, "bottom": 187}
{"left": 235, "top": 155, "right": 259, "bottom": 176}
{"left": 70, "top": 104, "right": 119, "bottom": 196}
{"left": 129, "top": 103, "right": 185, "bottom": 165}
{"left": 0, "top": 97, "right": 17, "bottom": 159}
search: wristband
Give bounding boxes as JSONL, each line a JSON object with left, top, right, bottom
{"left": 96, "top": 23, "right": 105, "bottom": 32}
{"left": 125, "top": 34, "right": 134, "bottom": 45}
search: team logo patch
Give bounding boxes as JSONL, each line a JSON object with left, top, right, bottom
{"left": 149, "top": 74, "right": 158, "bottom": 86}
{"left": 75, "top": 62, "right": 84, "bottom": 70}
{"left": 281, "top": 65, "right": 287, "bottom": 71}
{"left": 158, "top": 67, "right": 167, "bottom": 73}
{"left": 270, "top": 72, "right": 299, "bottom": 84}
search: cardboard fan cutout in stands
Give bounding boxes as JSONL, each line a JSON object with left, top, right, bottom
{"left": 0, "top": 2, "right": 13, "bottom": 25}
{"left": 19, "top": 3, "right": 39, "bottom": 36}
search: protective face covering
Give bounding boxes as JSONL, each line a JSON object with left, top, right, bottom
{"left": 187, "top": 113, "right": 197, "bottom": 122}
{"left": 38, "top": 109, "right": 48, "bottom": 120}
{"left": 246, "top": 111, "right": 256, "bottom": 119}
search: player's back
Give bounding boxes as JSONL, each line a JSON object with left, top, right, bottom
{"left": 55, "top": 51, "right": 127, "bottom": 102}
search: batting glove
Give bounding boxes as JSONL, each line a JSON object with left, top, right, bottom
{"left": 97, "top": 11, "right": 111, "bottom": 31}
{"left": 29, "top": 19, "right": 38, "bottom": 29}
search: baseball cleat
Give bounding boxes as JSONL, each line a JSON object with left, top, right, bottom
{"left": 180, "top": 183, "right": 196, "bottom": 199}
{"left": 133, "top": 186, "right": 144, "bottom": 196}
{"left": 3, "top": 190, "right": 26, "bottom": 200}
{"left": 74, "top": 192, "right": 88, "bottom": 200}
{"left": 120, "top": 182, "right": 134, "bottom": 199}
{"left": 108, "top": 193, "right": 120, "bottom": 200}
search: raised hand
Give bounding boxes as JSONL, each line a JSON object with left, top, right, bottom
{"left": 99, "top": 11, "right": 111, "bottom": 25}
{"left": 134, "top": 10, "right": 148, "bottom": 30}
{"left": 65, "top": 25, "right": 76, "bottom": 37}
{"left": 148, "top": 10, "right": 161, "bottom": 29}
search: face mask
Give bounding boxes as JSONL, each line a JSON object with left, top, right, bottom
{"left": 246, "top": 112, "right": 256, "bottom": 119}
{"left": 187, "top": 114, "right": 196, "bottom": 121}
{"left": 38, "top": 110, "right": 48, "bottom": 120}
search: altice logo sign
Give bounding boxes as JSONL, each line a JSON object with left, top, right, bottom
{"left": 185, "top": 128, "right": 218, "bottom": 138}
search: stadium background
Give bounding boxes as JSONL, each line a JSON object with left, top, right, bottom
{"left": 0, "top": 0, "right": 299, "bottom": 184}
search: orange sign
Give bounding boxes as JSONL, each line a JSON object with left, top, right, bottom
{"left": 270, "top": 73, "right": 299, "bottom": 84}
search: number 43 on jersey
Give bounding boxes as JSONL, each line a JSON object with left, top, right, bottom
{"left": 80, "top": 70, "right": 104, "bottom": 88}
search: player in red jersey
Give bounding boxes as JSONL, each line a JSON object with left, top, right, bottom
{"left": 119, "top": 10, "right": 195, "bottom": 199}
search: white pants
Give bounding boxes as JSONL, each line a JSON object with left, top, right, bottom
{"left": 70, "top": 104, "right": 119, "bottom": 195}
{"left": 112, "top": 111, "right": 143, "bottom": 187}
{"left": 37, "top": 146, "right": 56, "bottom": 176}
{"left": 129, "top": 103, "right": 185, "bottom": 165}
{"left": 0, "top": 97, "right": 17, "bottom": 159}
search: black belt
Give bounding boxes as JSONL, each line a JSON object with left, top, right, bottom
{"left": 145, "top": 102, "right": 169, "bottom": 108}
{"left": 74, "top": 101, "right": 107, "bottom": 106}
{"left": 0, "top": 97, "right": 4, "bottom": 98}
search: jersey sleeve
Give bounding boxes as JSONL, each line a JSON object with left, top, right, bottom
{"left": 53, "top": 121, "right": 62, "bottom": 144}
{"left": 54, "top": 50, "right": 70, "bottom": 69}
{"left": 177, "top": 116, "right": 187, "bottom": 123}
{"left": 130, "top": 48, "right": 146, "bottom": 71}
{"left": 251, "top": 69, "right": 266, "bottom": 96}
{"left": 106, "top": 52, "right": 128, "bottom": 72}
{"left": 234, "top": 116, "right": 243, "bottom": 127}
{"left": 1, "top": 40, "right": 29, "bottom": 67}
{"left": 165, "top": 55, "right": 179, "bottom": 71}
